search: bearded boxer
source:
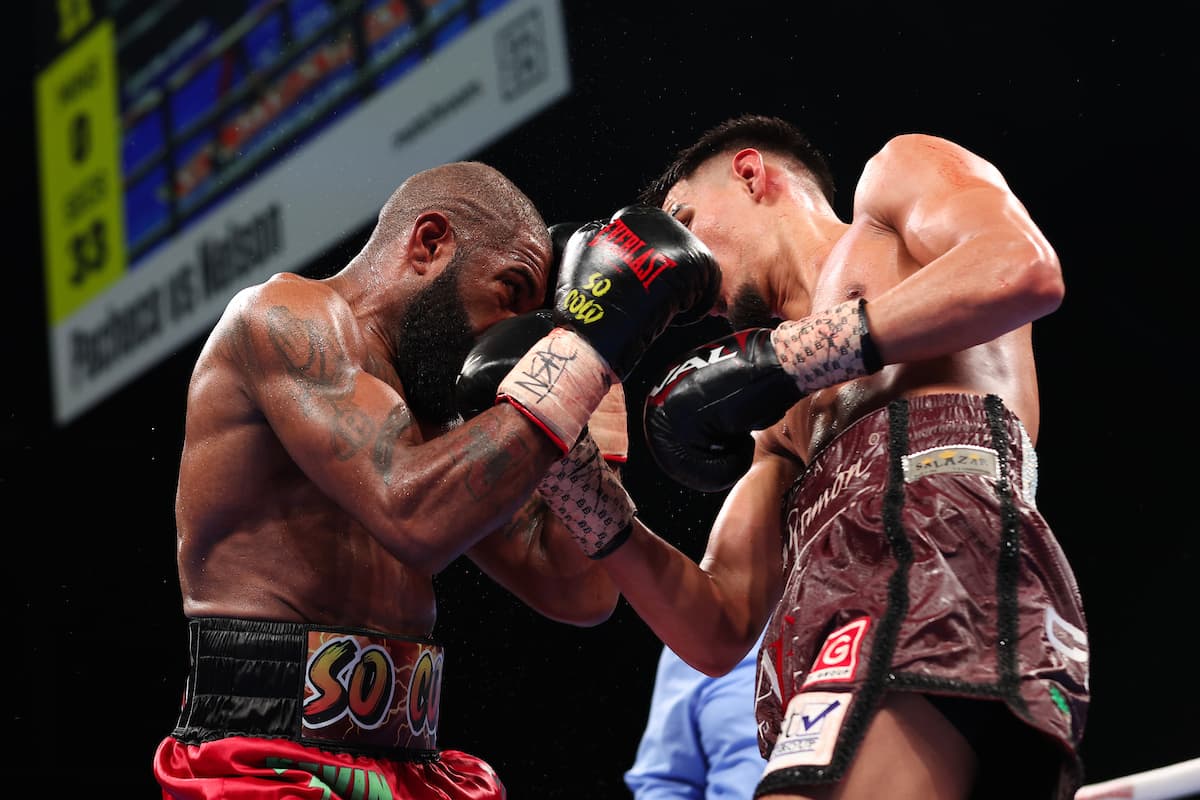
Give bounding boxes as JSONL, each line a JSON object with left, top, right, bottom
{"left": 153, "top": 161, "right": 719, "bottom": 799}
{"left": 536, "top": 116, "right": 1089, "bottom": 800}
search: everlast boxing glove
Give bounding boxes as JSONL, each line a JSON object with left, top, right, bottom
{"left": 498, "top": 206, "right": 721, "bottom": 452}
{"left": 551, "top": 205, "right": 721, "bottom": 379}
{"left": 644, "top": 299, "right": 884, "bottom": 493}
{"left": 544, "top": 220, "right": 590, "bottom": 306}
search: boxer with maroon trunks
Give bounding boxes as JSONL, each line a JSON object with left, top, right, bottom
{"left": 755, "top": 393, "right": 1086, "bottom": 799}
{"left": 528, "top": 115, "right": 1090, "bottom": 799}
{"left": 153, "top": 160, "right": 719, "bottom": 798}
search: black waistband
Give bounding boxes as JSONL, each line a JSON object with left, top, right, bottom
{"left": 172, "top": 617, "right": 444, "bottom": 760}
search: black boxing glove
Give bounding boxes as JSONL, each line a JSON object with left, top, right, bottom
{"left": 544, "top": 220, "right": 591, "bottom": 306}
{"left": 644, "top": 329, "right": 803, "bottom": 493}
{"left": 496, "top": 206, "right": 721, "bottom": 452}
{"left": 551, "top": 205, "right": 721, "bottom": 380}
{"left": 456, "top": 309, "right": 629, "bottom": 462}
{"left": 549, "top": 220, "right": 584, "bottom": 262}
{"left": 644, "top": 300, "right": 883, "bottom": 492}
{"left": 456, "top": 310, "right": 556, "bottom": 420}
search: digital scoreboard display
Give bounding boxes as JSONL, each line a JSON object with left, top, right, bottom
{"left": 34, "top": 0, "right": 570, "bottom": 424}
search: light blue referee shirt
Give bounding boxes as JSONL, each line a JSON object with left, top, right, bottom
{"left": 625, "top": 633, "right": 767, "bottom": 800}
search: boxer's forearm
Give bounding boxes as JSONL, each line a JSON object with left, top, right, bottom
{"left": 467, "top": 495, "right": 619, "bottom": 627}
{"left": 596, "top": 519, "right": 757, "bottom": 677}
{"left": 598, "top": 451, "right": 796, "bottom": 676}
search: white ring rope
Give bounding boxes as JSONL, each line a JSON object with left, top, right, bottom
{"left": 1076, "top": 757, "right": 1200, "bottom": 800}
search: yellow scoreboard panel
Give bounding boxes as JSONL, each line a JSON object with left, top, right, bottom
{"left": 35, "top": 15, "right": 127, "bottom": 325}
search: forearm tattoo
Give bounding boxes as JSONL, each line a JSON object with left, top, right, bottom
{"left": 499, "top": 494, "right": 545, "bottom": 543}
{"left": 372, "top": 405, "right": 415, "bottom": 480}
{"left": 462, "top": 416, "right": 534, "bottom": 502}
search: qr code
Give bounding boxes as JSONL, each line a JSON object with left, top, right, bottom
{"left": 495, "top": 8, "right": 548, "bottom": 102}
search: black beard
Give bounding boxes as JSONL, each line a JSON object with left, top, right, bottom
{"left": 393, "top": 253, "right": 475, "bottom": 428}
{"left": 727, "top": 283, "right": 779, "bottom": 331}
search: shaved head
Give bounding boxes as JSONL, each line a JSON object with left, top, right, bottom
{"left": 366, "top": 161, "right": 548, "bottom": 264}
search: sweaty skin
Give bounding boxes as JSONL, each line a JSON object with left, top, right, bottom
{"left": 602, "top": 131, "right": 1067, "bottom": 799}
{"left": 769, "top": 138, "right": 1044, "bottom": 460}
{"left": 679, "top": 135, "right": 1049, "bottom": 467}
{"left": 175, "top": 166, "right": 619, "bottom": 640}
{"left": 618, "top": 133, "right": 1062, "bottom": 671}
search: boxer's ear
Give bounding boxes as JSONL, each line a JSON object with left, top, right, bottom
{"left": 408, "top": 211, "right": 453, "bottom": 276}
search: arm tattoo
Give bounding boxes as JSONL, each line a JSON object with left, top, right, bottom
{"left": 462, "top": 417, "right": 533, "bottom": 501}
{"left": 263, "top": 305, "right": 376, "bottom": 460}
{"left": 331, "top": 407, "right": 374, "bottom": 461}
{"left": 499, "top": 494, "right": 545, "bottom": 543}
{"left": 266, "top": 305, "right": 334, "bottom": 384}
{"left": 372, "top": 405, "right": 415, "bottom": 480}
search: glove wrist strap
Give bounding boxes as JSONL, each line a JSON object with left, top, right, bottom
{"left": 770, "top": 298, "right": 882, "bottom": 392}
{"left": 537, "top": 433, "right": 636, "bottom": 558}
{"left": 498, "top": 328, "right": 618, "bottom": 452}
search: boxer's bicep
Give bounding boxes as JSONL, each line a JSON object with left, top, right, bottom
{"left": 238, "top": 290, "right": 418, "bottom": 509}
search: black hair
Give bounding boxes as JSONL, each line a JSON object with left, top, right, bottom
{"left": 637, "top": 114, "right": 836, "bottom": 208}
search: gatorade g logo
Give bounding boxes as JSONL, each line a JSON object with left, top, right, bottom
{"left": 304, "top": 635, "right": 397, "bottom": 730}
{"left": 589, "top": 217, "right": 678, "bottom": 290}
{"left": 407, "top": 647, "right": 443, "bottom": 736}
{"left": 800, "top": 617, "right": 870, "bottom": 688}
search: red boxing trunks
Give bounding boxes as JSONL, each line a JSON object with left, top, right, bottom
{"left": 754, "top": 394, "right": 1089, "bottom": 800}
{"left": 154, "top": 617, "right": 505, "bottom": 799}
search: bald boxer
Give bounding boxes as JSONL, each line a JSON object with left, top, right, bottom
{"left": 153, "top": 161, "right": 718, "bottom": 799}
{"left": 540, "top": 116, "right": 1089, "bottom": 800}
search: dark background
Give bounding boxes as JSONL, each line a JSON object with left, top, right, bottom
{"left": 11, "top": 2, "right": 1195, "bottom": 797}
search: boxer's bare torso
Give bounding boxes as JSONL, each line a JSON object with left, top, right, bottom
{"left": 765, "top": 212, "right": 1040, "bottom": 465}
{"left": 176, "top": 276, "right": 440, "bottom": 637}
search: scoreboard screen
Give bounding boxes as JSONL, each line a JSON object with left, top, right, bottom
{"left": 34, "top": 0, "right": 570, "bottom": 424}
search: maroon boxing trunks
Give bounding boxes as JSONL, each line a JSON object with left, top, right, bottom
{"left": 754, "top": 394, "right": 1088, "bottom": 800}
